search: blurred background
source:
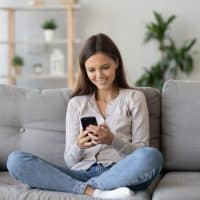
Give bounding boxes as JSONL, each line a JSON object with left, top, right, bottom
{"left": 0, "top": 0, "right": 199, "bottom": 90}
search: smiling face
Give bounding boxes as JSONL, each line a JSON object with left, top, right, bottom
{"left": 85, "top": 53, "right": 118, "bottom": 91}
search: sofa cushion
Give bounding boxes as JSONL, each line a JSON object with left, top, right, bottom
{"left": 152, "top": 172, "right": 200, "bottom": 200}
{"left": 0, "top": 85, "right": 71, "bottom": 170}
{"left": 162, "top": 80, "right": 200, "bottom": 170}
{"left": 0, "top": 172, "right": 150, "bottom": 200}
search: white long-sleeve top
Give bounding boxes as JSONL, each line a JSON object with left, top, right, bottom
{"left": 64, "top": 89, "right": 149, "bottom": 170}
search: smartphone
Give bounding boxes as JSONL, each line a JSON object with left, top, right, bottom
{"left": 81, "top": 116, "right": 97, "bottom": 130}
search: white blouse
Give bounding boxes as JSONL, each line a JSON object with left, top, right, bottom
{"left": 64, "top": 89, "right": 149, "bottom": 170}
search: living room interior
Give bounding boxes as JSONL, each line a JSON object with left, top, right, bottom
{"left": 0, "top": 0, "right": 199, "bottom": 90}
{"left": 1, "top": 1, "right": 200, "bottom": 200}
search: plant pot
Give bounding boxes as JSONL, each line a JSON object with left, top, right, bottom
{"left": 43, "top": 30, "right": 55, "bottom": 42}
{"left": 13, "top": 67, "right": 22, "bottom": 76}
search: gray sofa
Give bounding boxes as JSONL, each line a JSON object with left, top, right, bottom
{"left": 0, "top": 80, "right": 198, "bottom": 200}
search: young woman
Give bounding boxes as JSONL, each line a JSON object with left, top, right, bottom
{"left": 7, "top": 33, "right": 163, "bottom": 199}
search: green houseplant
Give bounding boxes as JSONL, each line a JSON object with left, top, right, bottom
{"left": 41, "top": 19, "right": 57, "bottom": 41}
{"left": 11, "top": 55, "right": 24, "bottom": 75}
{"left": 136, "top": 11, "right": 197, "bottom": 91}
{"left": 41, "top": 19, "right": 57, "bottom": 30}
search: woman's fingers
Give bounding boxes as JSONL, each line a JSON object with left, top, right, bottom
{"left": 82, "top": 139, "right": 94, "bottom": 148}
{"left": 80, "top": 130, "right": 90, "bottom": 137}
{"left": 78, "top": 124, "right": 112, "bottom": 147}
{"left": 81, "top": 134, "right": 91, "bottom": 143}
{"left": 88, "top": 133, "right": 99, "bottom": 143}
{"left": 77, "top": 130, "right": 95, "bottom": 148}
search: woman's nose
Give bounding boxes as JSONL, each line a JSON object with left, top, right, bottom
{"left": 96, "top": 70, "right": 104, "bottom": 78}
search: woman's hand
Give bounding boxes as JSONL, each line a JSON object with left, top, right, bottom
{"left": 86, "top": 124, "right": 113, "bottom": 145}
{"left": 77, "top": 130, "right": 94, "bottom": 149}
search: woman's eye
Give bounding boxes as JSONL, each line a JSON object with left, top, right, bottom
{"left": 89, "top": 70, "right": 95, "bottom": 72}
{"left": 102, "top": 65, "right": 110, "bottom": 70}
{"left": 87, "top": 69, "right": 95, "bottom": 72}
{"left": 86, "top": 65, "right": 110, "bottom": 72}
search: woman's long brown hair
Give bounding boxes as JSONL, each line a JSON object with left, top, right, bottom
{"left": 72, "top": 33, "right": 131, "bottom": 97}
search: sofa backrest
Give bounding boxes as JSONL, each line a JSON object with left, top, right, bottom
{"left": 0, "top": 85, "right": 71, "bottom": 171}
{"left": 138, "top": 87, "right": 161, "bottom": 149}
{"left": 162, "top": 80, "right": 200, "bottom": 170}
{"left": 0, "top": 85, "right": 160, "bottom": 171}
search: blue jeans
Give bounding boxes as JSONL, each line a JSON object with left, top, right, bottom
{"left": 7, "top": 147, "right": 163, "bottom": 194}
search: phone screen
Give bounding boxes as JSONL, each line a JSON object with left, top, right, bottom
{"left": 81, "top": 116, "right": 97, "bottom": 130}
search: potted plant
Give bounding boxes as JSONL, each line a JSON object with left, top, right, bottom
{"left": 41, "top": 19, "right": 57, "bottom": 41}
{"left": 136, "top": 11, "right": 197, "bottom": 91}
{"left": 11, "top": 55, "right": 24, "bottom": 75}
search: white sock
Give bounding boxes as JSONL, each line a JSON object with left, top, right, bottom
{"left": 93, "top": 187, "right": 135, "bottom": 199}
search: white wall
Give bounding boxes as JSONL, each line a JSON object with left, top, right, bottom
{"left": 1, "top": 0, "right": 200, "bottom": 85}
{"left": 79, "top": 0, "right": 200, "bottom": 85}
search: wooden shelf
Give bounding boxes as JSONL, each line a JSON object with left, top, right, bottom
{"left": 0, "top": 5, "right": 80, "bottom": 11}
{"left": 0, "top": 39, "right": 81, "bottom": 45}
{"left": 16, "top": 74, "right": 68, "bottom": 79}
{"left": 0, "top": 4, "right": 79, "bottom": 88}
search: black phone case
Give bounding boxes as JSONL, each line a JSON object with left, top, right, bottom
{"left": 81, "top": 116, "right": 97, "bottom": 130}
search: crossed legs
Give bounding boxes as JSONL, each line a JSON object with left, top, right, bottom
{"left": 7, "top": 147, "right": 163, "bottom": 197}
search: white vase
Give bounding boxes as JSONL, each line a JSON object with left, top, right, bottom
{"left": 44, "top": 30, "right": 54, "bottom": 42}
